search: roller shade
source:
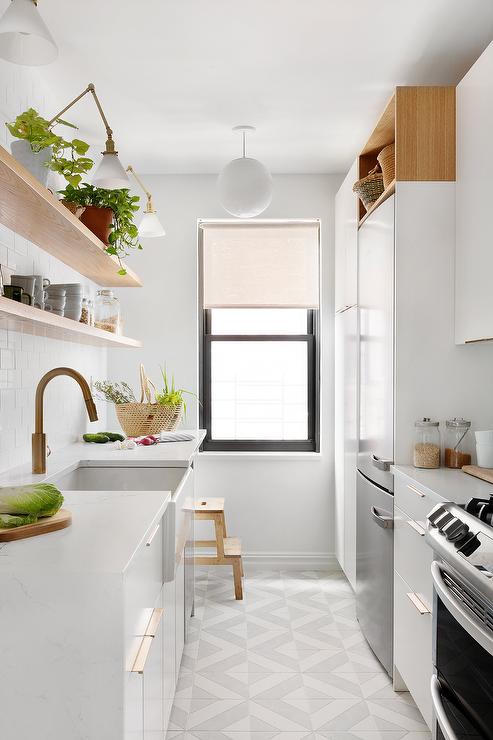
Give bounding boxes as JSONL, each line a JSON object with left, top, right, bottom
{"left": 201, "top": 222, "right": 320, "bottom": 308}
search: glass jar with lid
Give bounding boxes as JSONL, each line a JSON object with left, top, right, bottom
{"left": 444, "top": 418, "right": 471, "bottom": 468}
{"left": 94, "top": 290, "right": 120, "bottom": 334}
{"left": 413, "top": 418, "right": 441, "bottom": 468}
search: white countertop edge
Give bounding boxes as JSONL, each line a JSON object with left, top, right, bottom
{"left": 392, "top": 463, "right": 493, "bottom": 505}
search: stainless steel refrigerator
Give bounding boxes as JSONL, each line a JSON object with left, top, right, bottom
{"left": 356, "top": 194, "right": 395, "bottom": 677}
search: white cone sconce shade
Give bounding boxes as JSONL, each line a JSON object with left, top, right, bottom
{"left": 138, "top": 210, "right": 166, "bottom": 238}
{"left": 92, "top": 151, "right": 130, "bottom": 190}
{"left": 0, "top": 0, "right": 57, "bottom": 66}
{"left": 217, "top": 126, "right": 273, "bottom": 218}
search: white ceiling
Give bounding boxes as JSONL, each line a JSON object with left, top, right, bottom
{"left": 25, "top": 0, "right": 493, "bottom": 174}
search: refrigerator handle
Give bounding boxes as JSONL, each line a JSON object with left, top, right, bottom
{"left": 371, "top": 454, "right": 393, "bottom": 472}
{"left": 370, "top": 506, "right": 394, "bottom": 529}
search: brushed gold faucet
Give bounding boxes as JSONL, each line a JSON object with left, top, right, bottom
{"left": 32, "top": 367, "right": 98, "bottom": 474}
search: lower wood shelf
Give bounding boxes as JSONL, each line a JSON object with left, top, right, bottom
{"left": 358, "top": 179, "right": 396, "bottom": 228}
{"left": 0, "top": 296, "right": 142, "bottom": 348}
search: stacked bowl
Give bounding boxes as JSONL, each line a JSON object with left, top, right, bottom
{"left": 48, "top": 283, "right": 84, "bottom": 321}
{"left": 44, "top": 286, "right": 66, "bottom": 317}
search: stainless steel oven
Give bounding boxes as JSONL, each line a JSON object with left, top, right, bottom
{"left": 426, "top": 501, "right": 493, "bottom": 740}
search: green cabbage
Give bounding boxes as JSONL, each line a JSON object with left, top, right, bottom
{"left": 0, "top": 483, "right": 63, "bottom": 528}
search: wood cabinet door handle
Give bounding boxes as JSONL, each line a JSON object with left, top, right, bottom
{"left": 407, "top": 484, "right": 425, "bottom": 498}
{"left": 406, "top": 591, "right": 431, "bottom": 615}
{"left": 406, "top": 519, "right": 426, "bottom": 536}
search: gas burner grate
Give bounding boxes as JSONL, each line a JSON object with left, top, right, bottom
{"left": 443, "top": 570, "right": 493, "bottom": 635}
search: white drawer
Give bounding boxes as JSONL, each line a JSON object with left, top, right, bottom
{"left": 394, "top": 473, "right": 442, "bottom": 523}
{"left": 124, "top": 518, "right": 164, "bottom": 668}
{"left": 394, "top": 505, "right": 433, "bottom": 607}
{"left": 394, "top": 571, "right": 432, "bottom": 729}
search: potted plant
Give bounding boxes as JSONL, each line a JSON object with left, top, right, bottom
{"left": 59, "top": 183, "right": 142, "bottom": 275}
{"left": 6, "top": 108, "right": 93, "bottom": 187}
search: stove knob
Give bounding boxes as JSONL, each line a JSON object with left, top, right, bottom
{"left": 428, "top": 506, "right": 452, "bottom": 528}
{"left": 457, "top": 534, "right": 481, "bottom": 557}
{"left": 442, "top": 518, "right": 469, "bottom": 542}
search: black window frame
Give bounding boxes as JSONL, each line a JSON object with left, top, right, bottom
{"left": 200, "top": 308, "right": 320, "bottom": 452}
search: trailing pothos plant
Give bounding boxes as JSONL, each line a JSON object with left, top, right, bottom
{"left": 6, "top": 108, "right": 93, "bottom": 187}
{"left": 59, "top": 183, "right": 142, "bottom": 275}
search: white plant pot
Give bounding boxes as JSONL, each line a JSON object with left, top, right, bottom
{"left": 10, "top": 140, "right": 51, "bottom": 187}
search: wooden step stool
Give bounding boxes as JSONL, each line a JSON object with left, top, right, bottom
{"left": 194, "top": 498, "right": 244, "bottom": 600}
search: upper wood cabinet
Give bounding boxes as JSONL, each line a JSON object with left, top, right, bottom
{"left": 456, "top": 41, "right": 493, "bottom": 344}
{"left": 335, "top": 160, "right": 358, "bottom": 313}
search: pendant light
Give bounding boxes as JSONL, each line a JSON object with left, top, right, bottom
{"left": 0, "top": 0, "right": 57, "bottom": 66}
{"left": 48, "top": 83, "right": 130, "bottom": 190}
{"left": 217, "top": 125, "right": 273, "bottom": 218}
{"left": 126, "top": 166, "right": 166, "bottom": 238}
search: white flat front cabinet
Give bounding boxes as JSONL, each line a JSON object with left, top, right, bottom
{"left": 143, "top": 593, "right": 164, "bottom": 738}
{"left": 125, "top": 672, "right": 143, "bottom": 740}
{"left": 163, "top": 578, "right": 176, "bottom": 728}
{"left": 394, "top": 571, "right": 432, "bottom": 728}
{"left": 394, "top": 505, "right": 432, "bottom": 607}
{"left": 335, "top": 160, "right": 358, "bottom": 312}
{"left": 456, "top": 39, "right": 493, "bottom": 343}
{"left": 175, "top": 554, "right": 186, "bottom": 676}
{"left": 335, "top": 307, "right": 358, "bottom": 588}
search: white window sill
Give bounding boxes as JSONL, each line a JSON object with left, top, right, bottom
{"left": 199, "top": 450, "right": 323, "bottom": 461}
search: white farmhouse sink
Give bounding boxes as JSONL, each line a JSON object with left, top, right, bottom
{"left": 49, "top": 465, "right": 185, "bottom": 497}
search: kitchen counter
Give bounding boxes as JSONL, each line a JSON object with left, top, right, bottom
{"left": 393, "top": 464, "right": 493, "bottom": 505}
{"left": 0, "top": 429, "right": 206, "bottom": 487}
{"left": 0, "top": 489, "right": 170, "bottom": 572}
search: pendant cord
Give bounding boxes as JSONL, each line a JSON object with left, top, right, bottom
{"left": 242, "top": 130, "right": 246, "bottom": 158}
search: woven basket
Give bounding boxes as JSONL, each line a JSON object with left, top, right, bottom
{"left": 352, "top": 165, "right": 384, "bottom": 211}
{"left": 115, "top": 364, "right": 183, "bottom": 437}
{"left": 377, "top": 142, "right": 395, "bottom": 189}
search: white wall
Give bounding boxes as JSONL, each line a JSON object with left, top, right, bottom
{"left": 0, "top": 62, "right": 106, "bottom": 473}
{"left": 109, "top": 174, "right": 342, "bottom": 565}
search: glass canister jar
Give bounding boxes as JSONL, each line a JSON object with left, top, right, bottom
{"left": 413, "top": 418, "right": 441, "bottom": 468}
{"left": 444, "top": 418, "right": 472, "bottom": 469}
{"left": 94, "top": 289, "right": 120, "bottom": 334}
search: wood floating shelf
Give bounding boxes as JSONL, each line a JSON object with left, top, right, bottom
{"left": 0, "top": 296, "right": 142, "bottom": 348}
{"left": 0, "top": 144, "right": 142, "bottom": 288}
{"left": 359, "top": 180, "right": 395, "bottom": 227}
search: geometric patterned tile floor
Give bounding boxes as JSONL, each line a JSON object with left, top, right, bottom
{"left": 167, "top": 568, "right": 431, "bottom": 740}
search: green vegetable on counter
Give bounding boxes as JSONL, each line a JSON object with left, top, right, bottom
{"left": 102, "top": 432, "right": 125, "bottom": 442}
{"left": 0, "top": 483, "right": 64, "bottom": 528}
{"left": 83, "top": 433, "right": 110, "bottom": 444}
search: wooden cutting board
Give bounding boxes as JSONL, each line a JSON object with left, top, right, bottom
{"left": 462, "top": 465, "right": 493, "bottom": 485}
{"left": 0, "top": 509, "right": 72, "bottom": 542}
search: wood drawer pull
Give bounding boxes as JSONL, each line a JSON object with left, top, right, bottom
{"left": 406, "top": 591, "right": 431, "bottom": 615}
{"left": 145, "top": 607, "right": 163, "bottom": 637}
{"left": 131, "top": 607, "right": 164, "bottom": 673}
{"left": 131, "top": 636, "right": 153, "bottom": 674}
{"left": 406, "top": 519, "right": 426, "bottom": 536}
{"left": 146, "top": 523, "right": 160, "bottom": 547}
{"left": 407, "top": 484, "right": 425, "bottom": 498}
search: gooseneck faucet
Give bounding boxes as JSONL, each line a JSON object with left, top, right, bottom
{"left": 32, "top": 368, "right": 98, "bottom": 474}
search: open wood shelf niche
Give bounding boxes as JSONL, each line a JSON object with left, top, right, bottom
{"left": 0, "top": 144, "right": 142, "bottom": 287}
{"left": 357, "top": 86, "right": 456, "bottom": 226}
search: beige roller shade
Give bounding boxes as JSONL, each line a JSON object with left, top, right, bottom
{"left": 201, "top": 222, "right": 320, "bottom": 308}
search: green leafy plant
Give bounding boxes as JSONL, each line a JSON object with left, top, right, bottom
{"left": 155, "top": 366, "right": 197, "bottom": 417}
{"left": 6, "top": 108, "right": 93, "bottom": 187}
{"left": 92, "top": 379, "right": 137, "bottom": 405}
{"left": 59, "top": 183, "right": 141, "bottom": 274}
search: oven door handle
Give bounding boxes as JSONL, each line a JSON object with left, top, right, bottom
{"left": 431, "top": 676, "right": 459, "bottom": 740}
{"left": 431, "top": 561, "right": 493, "bottom": 658}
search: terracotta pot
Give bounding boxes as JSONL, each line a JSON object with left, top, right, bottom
{"left": 61, "top": 200, "right": 86, "bottom": 219}
{"left": 80, "top": 205, "right": 113, "bottom": 244}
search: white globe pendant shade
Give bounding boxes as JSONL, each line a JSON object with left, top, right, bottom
{"left": 92, "top": 151, "right": 130, "bottom": 190}
{"left": 218, "top": 156, "right": 273, "bottom": 218}
{"left": 217, "top": 126, "right": 273, "bottom": 218}
{"left": 138, "top": 210, "right": 166, "bottom": 238}
{"left": 0, "top": 0, "right": 57, "bottom": 66}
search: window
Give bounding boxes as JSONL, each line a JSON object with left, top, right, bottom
{"left": 199, "top": 222, "right": 320, "bottom": 452}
